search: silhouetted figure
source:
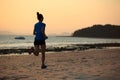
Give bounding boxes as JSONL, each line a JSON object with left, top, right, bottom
{"left": 29, "top": 12, "right": 48, "bottom": 69}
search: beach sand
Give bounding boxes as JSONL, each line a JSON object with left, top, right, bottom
{"left": 0, "top": 48, "right": 120, "bottom": 80}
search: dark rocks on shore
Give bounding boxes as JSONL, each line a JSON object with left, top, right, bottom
{"left": 0, "top": 43, "right": 120, "bottom": 55}
{"left": 0, "top": 49, "right": 28, "bottom": 54}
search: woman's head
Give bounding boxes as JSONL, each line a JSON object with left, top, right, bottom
{"left": 37, "top": 12, "right": 44, "bottom": 22}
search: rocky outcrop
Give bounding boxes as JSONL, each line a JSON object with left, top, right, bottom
{"left": 72, "top": 24, "right": 120, "bottom": 38}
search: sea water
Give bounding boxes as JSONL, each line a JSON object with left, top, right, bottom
{"left": 0, "top": 35, "right": 120, "bottom": 49}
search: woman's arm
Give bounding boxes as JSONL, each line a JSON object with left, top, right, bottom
{"left": 41, "top": 27, "right": 48, "bottom": 39}
{"left": 33, "top": 27, "right": 36, "bottom": 35}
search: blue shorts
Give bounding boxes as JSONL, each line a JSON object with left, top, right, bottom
{"left": 34, "top": 40, "right": 45, "bottom": 45}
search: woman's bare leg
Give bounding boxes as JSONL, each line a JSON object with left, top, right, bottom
{"left": 41, "top": 44, "right": 47, "bottom": 69}
{"left": 33, "top": 45, "right": 39, "bottom": 56}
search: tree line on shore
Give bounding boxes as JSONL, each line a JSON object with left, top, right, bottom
{"left": 72, "top": 24, "right": 120, "bottom": 38}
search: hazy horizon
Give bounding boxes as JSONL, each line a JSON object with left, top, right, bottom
{"left": 0, "top": 0, "right": 120, "bottom": 35}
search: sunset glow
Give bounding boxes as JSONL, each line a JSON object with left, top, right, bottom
{"left": 0, "top": 0, "right": 120, "bottom": 35}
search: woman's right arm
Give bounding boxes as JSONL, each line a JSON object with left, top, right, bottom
{"left": 41, "top": 27, "right": 48, "bottom": 39}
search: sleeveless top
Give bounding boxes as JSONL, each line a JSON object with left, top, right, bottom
{"left": 34, "top": 22, "right": 46, "bottom": 40}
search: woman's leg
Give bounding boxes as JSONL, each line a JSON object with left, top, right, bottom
{"left": 41, "top": 44, "right": 47, "bottom": 68}
{"left": 33, "top": 45, "right": 39, "bottom": 56}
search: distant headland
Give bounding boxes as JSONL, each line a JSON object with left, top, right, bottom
{"left": 72, "top": 24, "right": 120, "bottom": 38}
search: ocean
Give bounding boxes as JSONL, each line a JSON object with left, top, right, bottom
{"left": 0, "top": 35, "right": 120, "bottom": 49}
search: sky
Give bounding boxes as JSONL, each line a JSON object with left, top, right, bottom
{"left": 0, "top": 0, "right": 120, "bottom": 35}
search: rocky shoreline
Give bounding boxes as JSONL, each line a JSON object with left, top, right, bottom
{"left": 0, "top": 43, "right": 120, "bottom": 54}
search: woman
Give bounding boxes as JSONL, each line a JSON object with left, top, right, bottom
{"left": 29, "top": 12, "right": 48, "bottom": 69}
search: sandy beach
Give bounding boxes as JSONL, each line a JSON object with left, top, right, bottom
{"left": 0, "top": 48, "right": 120, "bottom": 80}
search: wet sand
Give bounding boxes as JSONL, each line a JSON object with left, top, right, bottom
{"left": 0, "top": 48, "right": 120, "bottom": 80}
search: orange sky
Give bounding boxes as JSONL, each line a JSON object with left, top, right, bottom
{"left": 0, "top": 0, "right": 120, "bottom": 35}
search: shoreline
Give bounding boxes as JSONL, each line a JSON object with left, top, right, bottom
{"left": 0, "top": 43, "right": 120, "bottom": 55}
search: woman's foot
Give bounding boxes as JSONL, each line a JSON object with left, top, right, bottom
{"left": 41, "top": 65, "right": 47, "bottom": 69}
